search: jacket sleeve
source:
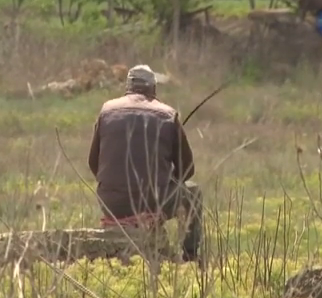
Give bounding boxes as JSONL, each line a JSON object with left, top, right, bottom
{"left": 172, "top": 113, "right": 195, "bottom": 182}
{"left": 88, "top": 117, "right": 100, "bottom": 178}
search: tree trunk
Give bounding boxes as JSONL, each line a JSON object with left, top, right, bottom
{"left": 172, "top": 0, "right": 180, "bottom": 60}
{"left": 107, "top": 0, "right": 114, "bottom": 27}
{"left": 249, "top": 0, "right": 256, "bottom": 9}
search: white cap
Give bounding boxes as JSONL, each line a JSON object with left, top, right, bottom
{"left": 127, "top": 64, "right": 157, "bottom": 86}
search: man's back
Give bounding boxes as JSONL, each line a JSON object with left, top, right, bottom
{"left": 91, "top": 93, "right": 178, "bottom": 192}
{"left": 88, "top": 64, "right": 195, "bottom": 218}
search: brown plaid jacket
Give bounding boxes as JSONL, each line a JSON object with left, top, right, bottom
{"left": 88, "top": 93, "right": 194, "bottom": 216}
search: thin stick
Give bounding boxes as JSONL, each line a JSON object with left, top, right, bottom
{"left": 182, "top": 80, "right": 231, "bottom": 126}
{"left": 205, "top": 137, "right": 259, "bottom": 185}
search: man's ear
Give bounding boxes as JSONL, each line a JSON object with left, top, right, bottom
{"left": 175, "top": 111, "right": 182, "bottom": 122}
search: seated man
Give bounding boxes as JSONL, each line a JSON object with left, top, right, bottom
{"left": 88, "top": 64, "right": 203, "bottom": 262}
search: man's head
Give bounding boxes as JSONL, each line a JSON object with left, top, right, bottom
{"left": 125, "top": 64, "right": 157, "bottom": 98}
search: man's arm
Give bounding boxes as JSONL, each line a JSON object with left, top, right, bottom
{"left": 172, "top": 113, "right": 195, "bottom": 182}
{"left": 88, "top": 117, "right": 100, "bottom": 178}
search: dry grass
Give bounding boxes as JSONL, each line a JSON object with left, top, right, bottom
{"left": 1, "top": 10, "right": 322, "bottom": 298}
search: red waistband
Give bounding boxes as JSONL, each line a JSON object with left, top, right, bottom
{"left": 100, "top": 212, "right": 165, "bottom": 228}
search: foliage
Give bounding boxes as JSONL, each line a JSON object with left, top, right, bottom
{"left": 0, "top": 255, "right": 312, "bottom": 298}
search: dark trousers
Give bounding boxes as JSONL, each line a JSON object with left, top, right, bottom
{"left": 97, "top": 180, "right": 203, "bottom": 255}
{"left": 160, "top": 180, "right": 203, "bottom": 254}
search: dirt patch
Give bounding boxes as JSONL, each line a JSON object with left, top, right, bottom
{"left": 33, "top": 59, "right": 128, "bottom": 99}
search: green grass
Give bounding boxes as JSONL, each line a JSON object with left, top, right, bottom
{"left": 0, "top": 255, "right": 314, "bottom": 298}
{"left": 213, "top": 1, "right": 266, "bottom": 17}
{"left": 1, "top": 88, "right": 319, "bottom": 292}
{"left": 212, "top": 0, "right": 287, "bottom": 17}
{"left": 2, "top": 81, "right": 322, "bottom": 279}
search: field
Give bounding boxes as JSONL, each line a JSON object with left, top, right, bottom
{"left": 1, "top": 0, "right": 322, "bottom": 297}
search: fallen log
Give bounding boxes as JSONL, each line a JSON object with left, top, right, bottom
{"left": 0, "top": 227, "right": 172, "bottom": 267}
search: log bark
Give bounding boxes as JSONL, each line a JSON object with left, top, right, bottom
{"left": 283, "top": 268, "right": 322, "bottom": 298}
{"left": 0, "top": 227, "right": 171, "bottom": 266}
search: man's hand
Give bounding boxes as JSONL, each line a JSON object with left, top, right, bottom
{"left": 88, "top": 119, "right": 100, "bottom": 178}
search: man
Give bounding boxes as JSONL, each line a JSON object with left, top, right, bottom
{"left": 88, "top": 64, "right": 203, "bottom": 262}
